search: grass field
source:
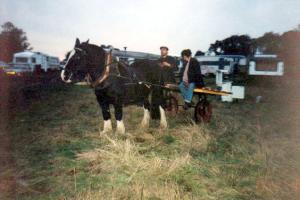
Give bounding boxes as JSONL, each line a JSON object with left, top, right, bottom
{"left": 2, "top": 71, "right": 300, "bottom": 200}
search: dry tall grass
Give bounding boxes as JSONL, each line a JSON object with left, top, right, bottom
{"left": 77, "top": 127, "right": 205, "bottom": 199}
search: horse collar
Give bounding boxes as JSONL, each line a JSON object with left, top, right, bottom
{"left": 85, "top": 52, "right": 115, "bottom": 88}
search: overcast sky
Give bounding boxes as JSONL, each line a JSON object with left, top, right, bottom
{"left": 1, "top": 0, "right": 300, "bottom": 59}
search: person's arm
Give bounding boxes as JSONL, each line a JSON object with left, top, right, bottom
{"left": 162, "top": 57, "right": 176, "bottom": 68}
{"left": 194, "top": 59, "right": 201, "bottom": 75}
{"left": 179, "top": 62, "right": 185, "bottom": 83}
{"left": 161, "top": 62, "right": 171, "bottom": 67}
{"left": 193, "top": 59, "right": 204, "bottom": 87}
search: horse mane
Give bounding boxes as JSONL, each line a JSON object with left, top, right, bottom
{"left": 85, "top": 44, "right": 106, "bottom": 63}
{"left": 82, "top": 43, "right": 106, "bottom": 77}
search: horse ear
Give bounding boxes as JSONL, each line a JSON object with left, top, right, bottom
{"left": 86, "top": 39, "right": 89, "bottom": 44}
{"left": 75, "top": 38, "right": 80, "bottom": 46}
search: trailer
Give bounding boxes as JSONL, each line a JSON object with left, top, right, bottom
{"left": 101, "top": 45, "right": 160, "bottom": 65}
{"left": 12, "top": 51, "right": 60, "bottom": 72}
{"left": 195, "top": 55, "right": 235, "bottom": 75}
{"left": 248, "top": 54, "right": 284, "bottom": 76}
{"left": 213, "top": 54, "right": 285, "bottom": 102}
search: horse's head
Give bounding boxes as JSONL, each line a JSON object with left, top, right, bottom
{"left": 61, "top": 38, "right": 93, "bottom": 83}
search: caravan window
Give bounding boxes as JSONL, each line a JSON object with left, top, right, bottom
{"left": 16, "top": 57, "right": 28, "bottom": 63}
{"left": 200, "top": 61, "right": 230, "bottom": 66}
{"left": 252, "top": 58, "right": 280, "bottom": 71}
{"left": 31, "top": 58, "right": 36, "bottom": 63}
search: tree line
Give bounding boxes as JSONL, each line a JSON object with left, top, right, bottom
{"left": 205, "top": 24, "right": 300, "bottom": 65}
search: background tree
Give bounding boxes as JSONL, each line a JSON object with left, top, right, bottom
{"left": 280, "top": 28, "right": 300, "bottom": 65}
{"left": 0, "top": 22, "right": 32, "bottom": 62}
{"left": 209, "top": 35, "right": 253, "bottom": 56}
{"left": 294, "top": 24, "right": 300, "bottom": 31}
{"left": 195, "top": 50, "right": 205, "bottom": 56}
{"left": 253, "top": 32, "right": 282, "bottom": 54}
{"left": 252, "top": 25, "right": 300, "bottom": 64}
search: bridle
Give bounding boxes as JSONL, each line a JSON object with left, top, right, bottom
{"left": 72, "top": 46, "right": 154, "bottom": 89}
{"left": 65, "top": 46, "right": 116, "bottom": 88}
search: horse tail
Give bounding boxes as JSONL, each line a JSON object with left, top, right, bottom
{"left": 150, "top": 86, "right": 163, "bottom": 119}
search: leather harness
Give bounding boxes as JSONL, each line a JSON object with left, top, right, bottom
{"left": 86, "top": 52, "right": 119, "bottom": 88}
{"left": 85, "top": 51, "right": 153, "bottom": 89}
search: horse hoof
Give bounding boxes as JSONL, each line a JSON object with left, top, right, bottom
{"left": 116, "top": 129, "right": 126, "bottom": 134}
{"left": 140, "top": 122, "right": 149, "bottom": 129}
{"left": 100, "top": 120, "right": 113, "bottom": 134}
{"left": 116, "top": 120, "right": 126, "bottom": 134}
{"left": 116, "top": 130, "right": 125, "bottom": 134}
{"left": 140, "top": 108, "right": 150, "bottom": 129}
{"left": 100, "top": 130, "right": 111, "bottom": 135}
{"left": 159, "top": 106, "right": 168, "bottom": 129}
{"left": 159, "top": 124, "right": 168, "bottom": 129}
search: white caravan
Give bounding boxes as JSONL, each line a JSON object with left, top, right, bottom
{"left": 12, "top": 51, "right": 60, "bottom": 72}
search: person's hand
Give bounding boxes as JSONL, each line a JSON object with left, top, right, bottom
{"left": 183, "top": 81, "right": 189, "bottom": 87}
{"left": 158, "top": 63, "right": 164, "bottom": 68}
{"left": 162, "top": 62, "right": 171, "bottom": 67}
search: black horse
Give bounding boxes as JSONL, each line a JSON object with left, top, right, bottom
{"left": 61, "top": 38, "right": 169, "bottom": 134}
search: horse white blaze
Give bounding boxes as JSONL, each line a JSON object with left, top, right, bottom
{"left": 141, "top": 108, "right": 150, "bottom": 128}
{"left": 116, "top": 120, "right": 125, "bottom": 134}
{"left": 159, "top": 106, "right": 168, "bottom": 129}
{"left": 60, "top": 70, "right": 66, "bottom": 81}
{"left": 61, "top": 49, "right": 76, "bottom": 82}
{"left": 101, "top": 119, "right": 112, "bottom": 134}
{"left": 65, "top": 49, "right": 75, "bottom": 68}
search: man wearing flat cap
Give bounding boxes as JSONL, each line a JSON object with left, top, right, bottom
{"left": 158, "top": 46, "right": 176, "bottom": 85}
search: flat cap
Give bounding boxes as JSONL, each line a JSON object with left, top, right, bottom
{"left": 160, "top": 46, "right": 169, "bottom": 50}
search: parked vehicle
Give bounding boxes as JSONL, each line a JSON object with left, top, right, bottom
{"left": 12, "top": 51, "right": 60, "bottom": 72}
{"left": 100, "top": 45, "right": 160, "bottom": 65}
{"left": 4, "top": 64, "right": 32, "bottom": 77}
{"left": 248, "top": 54, "right": 284, "bottom": 76}
{"left": 194, "top": 55, "right": 234, "bottom": 75}
{"left": 113, "top": 49, "right": 160, "bottom": 65}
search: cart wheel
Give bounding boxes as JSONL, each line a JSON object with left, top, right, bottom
{"left": 194, "top": 99, "right": 212, "bottom": 123}
{"left": 165, "top": 94, "right": 178, "bottom": 115}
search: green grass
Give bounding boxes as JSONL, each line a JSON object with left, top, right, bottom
{"left": 7, "top": 82, "right": 282, "bottom": 200}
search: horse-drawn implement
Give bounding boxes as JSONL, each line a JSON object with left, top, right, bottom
{"left": 122, "top": 80, "right": 231, "bottom": 123}
{"left": 161, "top": 84, "right": 231, "bottom": 123}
